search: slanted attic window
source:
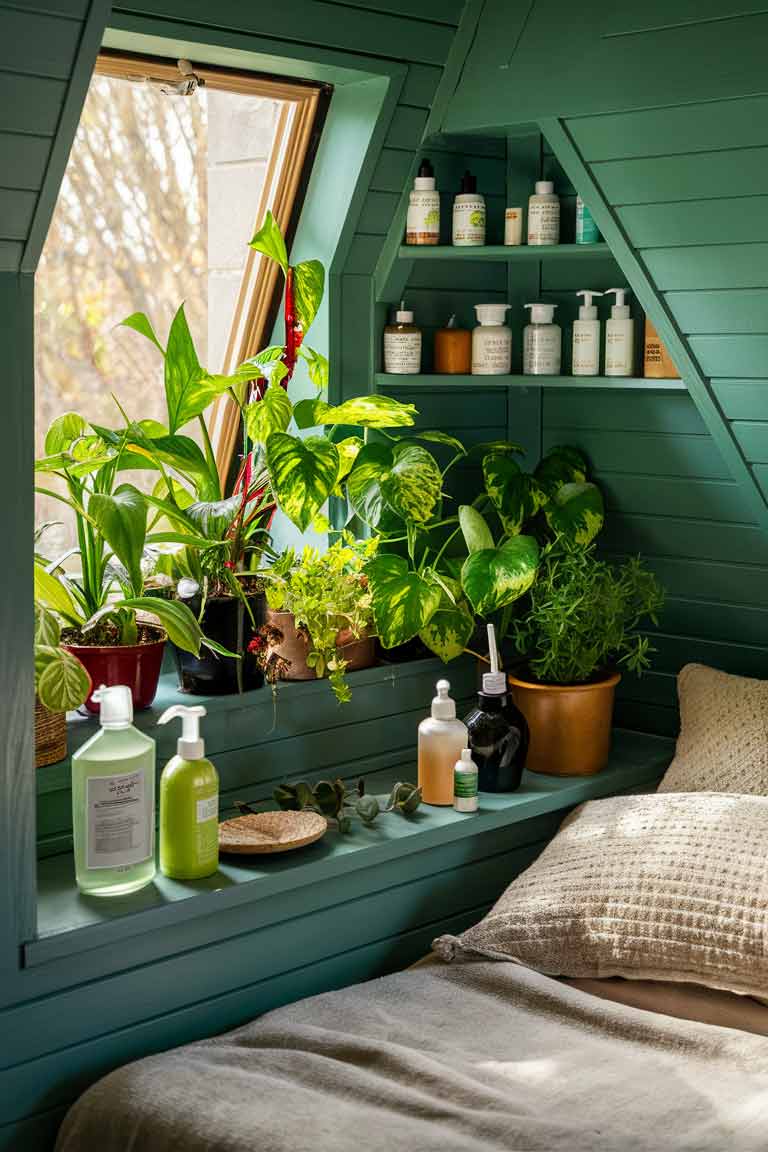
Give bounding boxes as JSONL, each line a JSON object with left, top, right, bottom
{"left": 35, "top": 51, "right": 326, "bottom": 557}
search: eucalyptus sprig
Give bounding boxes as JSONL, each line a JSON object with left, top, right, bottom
{"left": 237, "top": 776, "right": 422, "bottom": 834}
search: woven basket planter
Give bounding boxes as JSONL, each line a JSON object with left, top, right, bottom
{"left": 35, "top": 697, "right": 66, "bottom": 768}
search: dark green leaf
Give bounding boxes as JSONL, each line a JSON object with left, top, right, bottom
{"left": 545, "top": 481, "right": 604, "bottom": 546}
{"left": 118, "top": 596, "right": 204, "bottom": 655}
{"left": 461, "top": 535, "right": 540, "bottom": 616}
{"left": 186, "top": 494, "right": 241, "bottom": 541}
{"left": 365, "top": 554, "right": 442, "bottom": 648}
{"left": 484, "top": 453, "right": 548, "bottom": 535}
{"left": 534, "top": 446, "right": 588, "bottom": 495}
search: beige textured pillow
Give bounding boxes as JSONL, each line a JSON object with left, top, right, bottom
{"left": 434, "top": 792, "right": 768, "bottom": 998}
{"left": 658, "top": 663, "right": 768, "bottom": 794}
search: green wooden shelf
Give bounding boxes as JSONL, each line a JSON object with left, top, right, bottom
{"left": 376, "top": 373, "right": 687, "bottom": 391}
{"left": 29, "top": 728, "right": 672, "bottom": 968}
{"left": 398, "top": 242, "right": 612, "bottom": 261}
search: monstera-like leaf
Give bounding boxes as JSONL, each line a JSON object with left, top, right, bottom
{"left": 483, "top": 453, "right": 548, "bottom": 535}
{"left": 461, "top": 535, "right": 539, "bottom": 617}
{"left": 364, "top": 554, "right": 442, "bottom": 649}
{"left": 534, "top": 445, "right": 588, "bottom": 496}
{"left": 346, "top": 441, "right": 442, "bottom": 527}
{"left": 545, "top": 481, "right": 604, "bottom": 546}
{"left": 419, "top": 599, "right": 474, "bottom": 662}
{"left": 245, "top": 386, "right": 293, "bottom": 445}
{"left": 265, "top": 433, "right": 340, "bottom": 532}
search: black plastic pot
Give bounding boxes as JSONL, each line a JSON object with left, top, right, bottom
{"left": 375, "top": 636, "right": 432, "bottom": 664}
{"left": 173, "top": 590, "right": 267, "bottom": 696}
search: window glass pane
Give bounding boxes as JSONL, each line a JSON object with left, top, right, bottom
{"left": 35, "top": 70, "right": 287, "bottom": 559}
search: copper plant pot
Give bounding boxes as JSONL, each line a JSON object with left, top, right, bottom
{"left": 266, "top": 610, "right": 375, "bottom": 682}
{"left": 508, "top": 670, "right": 621, "bottom": 777}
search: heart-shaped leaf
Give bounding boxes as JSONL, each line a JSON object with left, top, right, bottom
{"left": 419, "top": 600, "right": 474, "bottom": 662}
{"left": 265, "top": 433, "right": 340, "bottom": 532}
{"left": 186, "top": 494, "right": 241, "bottom": 540}
{"left": 461, "top": 535, "right": 539, "bottom": 616}
{"left": 545, "top": 481, "right": 604, "bottom": 546}
{"left": 249, "top": 210, "right": 288, "bottom": 273}
{"left": 44, "top": 412, "right": 88, "bottom": 455}
{"left": 459, "top": 504, "right": 494, "bottom": 553}
{"left": 293, "top": 259, "right": 325, "bottom": 333}
{"left": 365, "top": 554, "right": 442, "bottom": 648}
{"left": 484, "top": 453, "right": 548, "bottom": 535}
{"left": 299, "top": 344, "right": 328, "bottom": 390}
{"left": 245, "top": 386, "right": 293, "bottom": 445}
{"left": 336, "top": 436, "right": 363, "bottom": 485}
{"left": 345, "top": 442, "right": 390, "bottom": 525}
{"left": 382, "top": 442, "right": 442, "bottom": 524}
{"left": 36, "top": 647, "right": 91, "bottom": 712}
{"left": 534, "top": 446, "right": 588, "bottom": 495}
{"left": 409, "top": 429, "right": 466, "bottom": 454}
{"left": 90, "top": 484, "right": 147, "bottom": 595}
{"left": 305, "top": 394, "right": 417, "bottom": 429}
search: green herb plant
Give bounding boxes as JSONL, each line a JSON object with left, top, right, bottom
{"left": 247, "top": 775, "right": 421, "bottom": 834}
{"left": 259, "top": 533, "right": 378, "bottom": 703}
{"left": 511, "top": 542, "right": 665, "bottom": 684}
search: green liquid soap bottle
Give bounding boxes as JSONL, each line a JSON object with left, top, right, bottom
{"left": 72, "top": 684, "right": 156, "bottom": 897}
{"left": 158, "top": 705, "right": 219, "bottom": 880}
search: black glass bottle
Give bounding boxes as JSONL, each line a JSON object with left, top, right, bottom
{"left": 464, "top": 689, "right": 529, "bottom": 793}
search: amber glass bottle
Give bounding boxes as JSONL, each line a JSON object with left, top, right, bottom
{"left": 434, "top": 314, "right": 471, "bottom": 374}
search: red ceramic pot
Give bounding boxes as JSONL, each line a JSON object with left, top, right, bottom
{"left": 64, "top": 627, "right": 166, "bottom": 712}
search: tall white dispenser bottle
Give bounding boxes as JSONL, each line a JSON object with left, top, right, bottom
{"left": 572, "top": 290, "right": 603, "bottom": 376}
{"left": 604, "top": 288, "right": 634, "bottom": 377}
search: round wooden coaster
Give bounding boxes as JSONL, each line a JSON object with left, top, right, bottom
{"left": 218, "top": 810, "right": 328, "bottom": 855}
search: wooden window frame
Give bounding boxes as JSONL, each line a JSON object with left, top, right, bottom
{"left": 95, "top": 50, "right": 329, "bottom": 485}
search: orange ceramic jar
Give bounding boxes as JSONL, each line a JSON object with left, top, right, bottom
{"left": 434, "top": 314, "right": 471, "bottom": 374}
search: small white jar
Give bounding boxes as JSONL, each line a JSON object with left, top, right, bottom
{"left": 472, "top": 304, "right": 511, "bottom": 375}
{"left": 504, "top": 207, "right": 523, "bottom": 246}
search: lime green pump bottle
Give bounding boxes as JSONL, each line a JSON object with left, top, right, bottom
{"left": 158, "top": 705, "right": 219, "bottom": 879}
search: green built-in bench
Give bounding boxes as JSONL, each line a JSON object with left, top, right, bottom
{"left": 19, "top": 657, "right": 673, "bottom": 1149}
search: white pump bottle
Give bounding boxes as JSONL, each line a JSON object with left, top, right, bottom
{"left": 572, "top": 290, "right": 603, "bottom": 377}
{"left": 604, "top": 288, "right": 634, "bottom": 377}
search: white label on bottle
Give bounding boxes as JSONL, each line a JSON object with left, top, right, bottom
{"left": 86, "top": 771, "right": 152, "bottom": 869}
{"left": 196, "top": 794, "right": 218, "bottom": 824}
{"left": 472, "top": 331, "right": 511, "bottom": 375}
{"left": 572, "top": 327, "right": 599, "bottom": 375}
{"left": 452, "top": 199, "right": 486, "bottom": 245}
{"left": 605, "top": 326, "right": 633, "bottom": 374}
{"left": 523, "top": 327, "right": 561, "bottom": 375}
{"left": 527, "top": 200, "right": 560, "bottom": 245}
{"left": 383, "top": 331, "right": 421, "bottom": 374}
{"left": 406, "top": 191, "right": 440, "bottom": 241}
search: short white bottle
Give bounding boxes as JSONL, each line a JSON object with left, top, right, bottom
{"left": 383, "top": 302, "right": 422, "bottom": 374}
{"left": 472, "top": 304, "right": 511, "bottom": 375}
{"left": 405, "top": 158, "right": 440, "bottom": 246}
{"left": 604, "top": 288, "right": 634, "bottom": 377}
{"left": 418, "top": 680, "right": 469, "bottom": 806}
{"left": 527, "top": 180, "right": 560, "bottom": 246}
{"left": 452, "top": 170, "right": 486, "bottom": 246}
{"left": 523, "top": 303, "right": 561, "bottom": 375}
{"left": 453, "top": 748, "right": 479, "bottom": 813}
{"left": 572, "top": 289, "right": 603, "bottom": 376}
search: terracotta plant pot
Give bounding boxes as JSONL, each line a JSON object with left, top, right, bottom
{"left": 266, "top": 609, "right": 375, "bottom": 682}
{"left": 64, "top": 626, "right": 166, "bottom": 712}
{"left": 508, "top": 670, "right": 621, "bottom": 777}
{"left": 171, "top": 589, "right": 267, "bottom": 696}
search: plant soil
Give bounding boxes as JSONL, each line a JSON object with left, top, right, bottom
{"left": 61, "top": 622, "right": 165, "bottom": 648}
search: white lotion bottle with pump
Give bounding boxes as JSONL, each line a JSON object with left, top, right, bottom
{"left": 604, "top": 289, "right": 634, "bottom": 376}
{"left": 523, "top": 303, "right": 561, "bottom": 375}
{"left": 418, "top": 680, "right": 468, "bottom": 806}
{"left": 572, "top": 290, "right": 603, "bottom": 376}
{"left": 472, "top": 304, "right": 511, "bottom": 375}
{"left": 72, "top": 684, "right": 156, "bottom": 897}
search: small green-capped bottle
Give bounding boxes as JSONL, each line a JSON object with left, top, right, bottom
{"left": 158, "top": 705, "right": 219, "bottom": 880}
